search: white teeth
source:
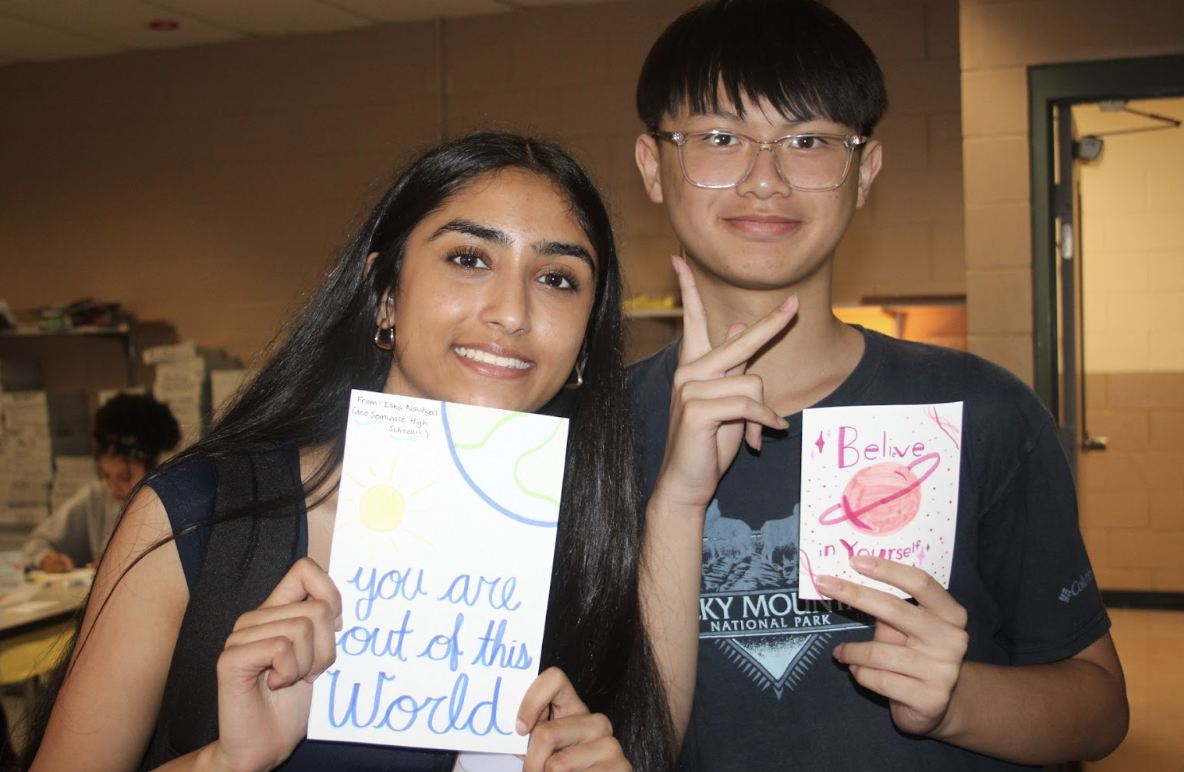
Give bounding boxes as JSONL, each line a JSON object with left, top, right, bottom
{"left": 452, "top": 347, "right": 532, "bottom": 370}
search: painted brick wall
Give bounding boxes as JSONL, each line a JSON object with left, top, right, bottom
{"left": 0, "top": 0, "right": 964, "bottom": 367}
{"left": 959, "top": 0, "right": 1184, "bottom": 384}
{"left": 830, "top": 0, "right": 966, "bottom": 308}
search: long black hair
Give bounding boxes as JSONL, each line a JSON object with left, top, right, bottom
{"left": 22, "top": 133, "right": 671, "bottom": 772}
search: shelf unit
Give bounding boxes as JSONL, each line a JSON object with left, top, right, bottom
{"left": 0, "top": 323, "right": 178, "bottom": 419}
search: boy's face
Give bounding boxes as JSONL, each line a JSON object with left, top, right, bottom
{"left": 635, "top": 95, "right": 881, "bottom": 294}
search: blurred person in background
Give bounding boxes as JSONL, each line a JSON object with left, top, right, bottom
{"left": 23, "top": 392, "right": 180, "bottom": 572}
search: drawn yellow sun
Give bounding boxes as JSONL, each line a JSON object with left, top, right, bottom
{"left": 359, "top": 483, "right": 405, "bottom": 533}
{"left": 337, "top": 448, "right": 437, "bottom": 563}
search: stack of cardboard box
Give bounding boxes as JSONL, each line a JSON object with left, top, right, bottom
{"left": 144, "top": 342, "right": 206, "bottom": 450}
{"left": 0, "top": 390, "right": 54, "bottom": 530}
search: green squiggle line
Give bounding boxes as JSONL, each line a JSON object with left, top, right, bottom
{"left": 452, "top": 412, "right": 525, "bottom": 449}
{"left": 514, "top": 421, "right": 564, "bottom": 507}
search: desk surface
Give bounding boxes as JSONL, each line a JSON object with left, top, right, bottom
{"left": 0, "top": 573, "right": 91, "bottom": 639}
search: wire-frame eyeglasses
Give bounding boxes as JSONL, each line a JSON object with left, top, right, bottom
{"left": 652, "top": 129, "right": 869, "bottom": 191}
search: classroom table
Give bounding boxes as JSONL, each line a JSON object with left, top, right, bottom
{"left": 0, "top": 572, "right": 90, "bottom": 689}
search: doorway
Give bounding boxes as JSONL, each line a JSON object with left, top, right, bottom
{"left": 1029, "top": 56, "right": 1184, "bottom": 601}
{"left": 1030, "top": 56, "right": 1184, "bottom": 772}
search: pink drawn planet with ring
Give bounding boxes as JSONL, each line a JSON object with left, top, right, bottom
{"left": 817, "top": 452, "right": 940, "bottom": 536}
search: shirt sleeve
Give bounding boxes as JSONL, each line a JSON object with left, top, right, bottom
{"left": 976, "top": 413, "right": 1110, "bottom": 666}
{"left": 22, "top": 482, "right": 99, "bottom": 569}
{"left": 146, "top": 458, "right": 215, "bottom": 590}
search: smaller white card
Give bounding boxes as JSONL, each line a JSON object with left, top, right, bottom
{"left": 799, "top": 402, "right": 963, "bottom": 600}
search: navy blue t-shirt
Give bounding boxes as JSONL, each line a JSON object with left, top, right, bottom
{"left": 629, "top": 328, "right": 1109, "bottom": 772}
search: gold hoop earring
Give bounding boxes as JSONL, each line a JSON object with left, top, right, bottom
{"left": 374, "top": 323, "right": 395, "bottom": 351}
{"left": 563, "top": 361, "right": 584, "bottom": 390}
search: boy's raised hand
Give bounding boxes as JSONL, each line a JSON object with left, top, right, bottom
{"left": 815, "top": 556, "right": 969, "bottom": 738}
{"left": 653, "top": 255, "right": 798, "bottom": 512}
{"left": 643, "top": 254, "right": 798, "bottom": 743}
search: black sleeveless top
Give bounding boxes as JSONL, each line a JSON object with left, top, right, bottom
{"left": 144, "top": 450, "right": 454, "bottom": 772}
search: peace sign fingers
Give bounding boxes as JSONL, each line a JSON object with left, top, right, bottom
{"left": 653, "top": 255, "right": 797, "bottom": 511}
{"left": 672, "top": 255, "right": 799, "bottom": 380}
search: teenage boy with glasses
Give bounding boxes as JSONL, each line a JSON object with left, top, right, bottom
{"left": 629, "top": 1, "right": 1128, "bottom": 769}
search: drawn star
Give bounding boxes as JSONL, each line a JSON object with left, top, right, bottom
{"left": 815, "top": 430, "right": 826, "bottom": 454}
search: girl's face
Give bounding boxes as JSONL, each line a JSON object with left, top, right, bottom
{"left": 98, "top": 452, "right": 148, "bottom": 503}
{"left": 379, "top": 169, "right": 598, "bottom": 413}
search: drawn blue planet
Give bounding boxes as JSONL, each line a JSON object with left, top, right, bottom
{"left": 441, "top": 402, "right": 567, "bottom": 528}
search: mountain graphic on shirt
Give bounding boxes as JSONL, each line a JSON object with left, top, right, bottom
{"left": 700, "top": 501, "right": 871, "bottom": 698}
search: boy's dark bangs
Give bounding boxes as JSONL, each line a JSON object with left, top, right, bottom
{"left": 638, "top": 0, "right": 887, "bottom": 135}
{"left": 678, "top": 56, "right": 828, "bottom": 128}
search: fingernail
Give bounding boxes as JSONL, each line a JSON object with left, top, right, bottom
{"left": 516, "top": 719, "right": 528, "bottom": 736}
{"left": 671, "top": 255, "right": 682, "bottom": 274}
{"left": 779, "top": 294, "right": 797, "bottom": 312}
{"left": 851, "top": 555, "right": 876, "bottom": 573}
{"left": 815, "top": 575, "right": 840, "bottom": 594}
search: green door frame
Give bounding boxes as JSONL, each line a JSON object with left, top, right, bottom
{"left": 1028, "top": 55, "right": 1184, "bottom": 415}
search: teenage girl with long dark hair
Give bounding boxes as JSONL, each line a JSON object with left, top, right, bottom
{"left": 25, "top": 133, "right": 671, "bottom": 772}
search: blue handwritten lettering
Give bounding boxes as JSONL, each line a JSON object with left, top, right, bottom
{"left": 437, "top": 574, "right": 521, "bottom": 611}
{"left": 325, "top": 668, "right": 395, "bottom": 729}
{"left": 346, "top": 565, "right": 428, "bottom": 621}
{"left": 429, "top": 672, "right": 505, "bottom": 736}
{"left": 470, "top": 619, "right": 534, "bottom": 670}
{"left": 324, "top": 669, "right": 511, "bottom": 738}
{"left": 417, "top": 612, "right": 464, "bottom": 672}
{"left": 338, "top": 609, "right": 414, "bottom": 661}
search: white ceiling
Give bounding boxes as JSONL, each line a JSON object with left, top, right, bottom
{"left": 0, "top": 0, "right": 616, "bottom": 67}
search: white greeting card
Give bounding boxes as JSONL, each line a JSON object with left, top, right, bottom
{"left": 798, "top": 402, "right": 963, "bottom": 600}
{"left": 308, "top": 390, "right": 568, "bottom": 754}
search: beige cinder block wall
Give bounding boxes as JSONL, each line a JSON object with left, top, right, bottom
{"left": 1, "top": 0, "right": 966, "bottom": 368}
{"left": 0, "top": 0, "right": 695, "bottom": 365}
{"left": 0, "top": 21, "right": 445, "bottom": 364}
{"left": 830, "top": 0, "right": 965, "bottom": 308}
{"left": 959, "top": 0, "right": 1184, "bottom": 384}
{"left": 960, "top": 0, "right": 1184, "bottom": 594}
{"left": 1075, "top": 100, "right": 1184, "bottom": 592}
